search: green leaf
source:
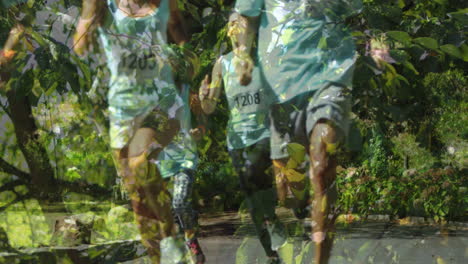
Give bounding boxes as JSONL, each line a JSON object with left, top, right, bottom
{"left": 387, "top": 31, "right": 411, "bottom": 46}
{"left": 403, "top": 61, "right": 419, "bottom": 75}
{"left": 185, "top": 3, "right": 201, "bottom": 23}
{"left": 460, "top": 44, "right": 468, "bottom": 62}
{"left": 440, "top": 44, "right": 462, "bottom": 59}
{"left": 29, "top": 30, "right": 47, "bottom": 47}
{"left": 413, "top": 37, "right": 439, "bottom": 50}
{"left": 397, "top": 0, "right": 405, "bottom": 8}
{"left": 389, "top": 49, "right": 409, "bottom": 63}
{"left": 28, "top": 0, "right": 35, "bottom": 8}
{"left": 31, "top": 78, "right": 42, "bottom": 97}
{"left": 318, "top": 36, "right": 327, "bottom": 49}
{"left": 61, "top": 62, "right": 80, "bottom": 95}
{"left": 448, "top": 8, "right": 468, "bottom": 24}
{"left": 287, "top": 143, "right": 306, "bottom": 164}
{"left": 395, "top": 74, "right": 409, "bottom": 86}
{"left": 369, "top": 78, "right": 378, "bottom": 90}
{"left": 434, "top": 0, "right": 448, "bottom": 6}
{"left": 45, "top": 82, "right": 59, "bottom": 96}
{"left": 351, "top": 31, "right": 366, "bottom": 37}
{"left": 71, "top": 54, "right": 91, "bottom": 85}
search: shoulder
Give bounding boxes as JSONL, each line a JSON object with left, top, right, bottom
{"left": 215, "top": 55, "right": 225, "bottom": 66}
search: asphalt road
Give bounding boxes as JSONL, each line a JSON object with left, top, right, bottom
{"left": 121, "top": 215, "right": 467, "bottom": 264}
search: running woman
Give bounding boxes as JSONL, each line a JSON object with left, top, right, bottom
{"left": 198, "top": 13, "right": 286, "bottom": 264}
{"left": 158, "top": 82, "right": 206, "bottom": 264}
{"left": 232, "top": 0, "right": 362, "bottom": 263}
{"left": 73, "top": 0, "right": 200, "bottom": 263}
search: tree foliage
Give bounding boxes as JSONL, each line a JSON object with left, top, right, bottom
{"left": 0, "top": 0, "right": 466, "bottom": 228}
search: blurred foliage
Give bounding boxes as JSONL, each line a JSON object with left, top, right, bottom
{"left": 0, "top": 1, "right": 466, "bottom": 252}
{"left": 336, "top": 0, "right": 467, "bottom": 222}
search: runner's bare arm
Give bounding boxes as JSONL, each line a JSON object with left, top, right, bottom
{"left": 168, "top": 0, "right": 189, "bottom": 45}
{"left": 0, "top": 24, "right": 25, "bottom": 67}
{"left": 73, "top": 0, "right": 106, "bottom": 56}
{"left": 199, "top": 57, "right": 223, "bottom": 114}
{"left": 228, "top": 13, "right": 259, "bottom": 86}
{"left": 0, "top": 24, "right": 26, "bottom": 91}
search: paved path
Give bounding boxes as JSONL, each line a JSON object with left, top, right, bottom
{"left": 121, "top": 212, "right": 467, "bottom": 264}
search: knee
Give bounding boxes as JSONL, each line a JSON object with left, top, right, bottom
{"left": 128, "top": 128, "right": 158, "bottom": 158}
{"left": 173, "top": 207, "right": 197, "bottom": 230}
{"left": 309, "top": 120, "right": 341, "bottom": 156}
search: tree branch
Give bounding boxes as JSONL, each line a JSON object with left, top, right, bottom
{"left": 57, "top": 180, "right": 113, "bottom": 199}
{"left": 0, "top": 193, "right": 27, "bottom": 212}
{"left": 0, "top": 179, "right": 27, "bottom": 193}
{"left": 0, "top": 156, "right": 30, "bottom": 180}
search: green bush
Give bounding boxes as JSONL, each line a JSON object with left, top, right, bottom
{"left": 391, "top": 133, "right": 435, "bottom": 169}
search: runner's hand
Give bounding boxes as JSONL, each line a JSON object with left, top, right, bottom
{"left": 0, "top": 24, "right": 25, "bottom": 67}
{"left": 199, "top": 75, "right": 217, "bottom": 114}
{"left": 0, "top": 50, "right": 9, "bottom": 67}
{"left": 189, "top": 126, "right": 204, "bottom": 141}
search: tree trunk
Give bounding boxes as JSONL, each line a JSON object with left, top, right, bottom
{"left": 6, "top": 88, "right": 58, "bottom": 201}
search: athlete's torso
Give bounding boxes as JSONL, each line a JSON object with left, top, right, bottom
{"left": 222, "top": 52, "right": 272, "bottom": 150}
{"left": 235, "top": 0, "right": 362, "bottom": 103}
{"left": 100, "top": 0, "right": 180, "bottom": 119}
{"left": 100, "top": 1, "right": 197, "bottom": 176}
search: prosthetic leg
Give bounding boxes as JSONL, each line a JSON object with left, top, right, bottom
{"left": 172, "top": 171, "right": 205, "bottom": 264}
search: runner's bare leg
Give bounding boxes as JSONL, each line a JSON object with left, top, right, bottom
{"left": 309, "top": 120, "right": 340, "bottom": 264}
{"left": 114, "top": 127, "right": 177, "bottom": 264}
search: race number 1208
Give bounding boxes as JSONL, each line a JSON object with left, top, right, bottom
{"left": 234, "top": 92, "right": 260, "bottom": 108}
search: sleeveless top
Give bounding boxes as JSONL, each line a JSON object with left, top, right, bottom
{"left": 99, "top": 0, "right": 182, "bottom": 121}
{"left": 221, "top": 52, "right": 272, "bottom": 150}
{"left": 100, "top": 0, "right": 197, "bottom": 177}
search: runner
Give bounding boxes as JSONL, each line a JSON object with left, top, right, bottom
{"left": 198, "top": 13, "right": 286, "bottom": 264}
{"left": 73, "top": 0, "right": 200, "bottom": 263}
{"left": 232, "top": 0, "right": 362, "bottom": 263}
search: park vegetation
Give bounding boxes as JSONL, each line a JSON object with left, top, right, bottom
{"left": 0, "top": 0, "right": 466, "bottom": 250}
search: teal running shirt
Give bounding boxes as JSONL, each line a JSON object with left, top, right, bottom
{"left": 235, "top": 0, "right": 362, "bottom": 103}
{"left": 222, "top": 52, "right": 272, "bottom": 150}
{"left": 99, "top": 0, "right": 181, "bottom": 122}
{"left": 99, "top": 0, "right": 196, "bottom": 177}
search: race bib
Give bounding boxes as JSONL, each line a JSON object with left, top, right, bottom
{"left": 233, "top": 91, "right": 262, "bottom": 110}
{"left": 118, "top": 47, "right": 167, "bottom": 79}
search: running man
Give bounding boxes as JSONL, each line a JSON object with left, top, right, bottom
{"left": 73, "top": 0, "right": 200, "bottom": 263}
{"left": 232, "top": 0, "right": 362, "bottom": 263}
{"left": 198, "top": 13, "right": 286, "bottom": 264}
